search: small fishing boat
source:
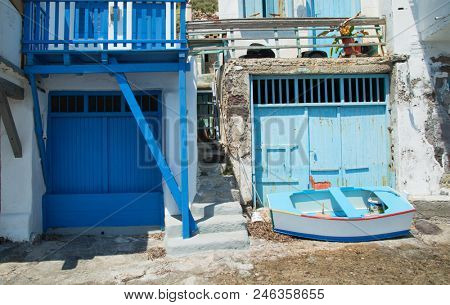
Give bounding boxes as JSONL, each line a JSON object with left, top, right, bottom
{"left": 267, "top": 186, "right": 416, "bottom": 242}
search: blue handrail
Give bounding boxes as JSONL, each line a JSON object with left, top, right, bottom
{"left": 23, "top": 0, "right": 187, "bottom": 53}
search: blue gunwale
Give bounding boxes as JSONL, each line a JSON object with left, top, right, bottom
{"left": 274, "top": 228, "right": 411, "bottom": 242}
{"left": 268, "top": 186, "right": 415, "bottom": 219}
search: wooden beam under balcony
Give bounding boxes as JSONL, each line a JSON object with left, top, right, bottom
{"left": 0, "top": 90, "right": 22, "bottom": 158}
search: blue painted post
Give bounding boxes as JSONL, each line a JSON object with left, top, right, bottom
{"left": 29, "top": 74, "right": 48, "bottom": 185}
{"left": 179, "top": 52, "right": 194, "bottom": 239}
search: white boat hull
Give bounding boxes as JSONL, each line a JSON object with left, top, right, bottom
{"left": 271, "top": 210, "right": 415, "bottom": 242}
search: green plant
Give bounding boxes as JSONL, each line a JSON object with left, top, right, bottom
{"left": 190, "top": 0, "right": 218, "bottom": 14}
{"left": 318, "top": 12, "right": 369, "bottom": 57}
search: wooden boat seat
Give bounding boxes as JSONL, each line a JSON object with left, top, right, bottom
{"left": 329, "top": 188, "right": 362, "bottom": 218}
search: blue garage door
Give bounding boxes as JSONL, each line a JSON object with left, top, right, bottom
{"left": 252, "top": 75, "right": 391, "bottom": 206}
{"left": 43, "top": 91, "right": 163, "bottom": 229}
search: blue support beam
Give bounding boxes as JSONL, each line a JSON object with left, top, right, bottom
{"left": 113, "top": 64, "right": 197, "bottom": 238}
{"left": 178, "top": 52, "right": 196, "bottom": 238}
{"left": 29, "top": 74, "right": 48, "bottom": 185}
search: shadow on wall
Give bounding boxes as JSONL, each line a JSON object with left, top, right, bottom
{"left": 409, "top": 0, "right": 450, "bottom": 176}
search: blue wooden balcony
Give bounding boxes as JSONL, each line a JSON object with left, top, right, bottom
{"left": 23, "top": 0, "right": 188, "bottom": 71}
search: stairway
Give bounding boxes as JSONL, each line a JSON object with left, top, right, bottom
{"left": 164, "top": 142, "right": 249, "bottom": 256}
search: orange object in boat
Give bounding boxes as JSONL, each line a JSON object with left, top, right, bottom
{"left": 309, "top": 176, "right": 331, "bottom": 190}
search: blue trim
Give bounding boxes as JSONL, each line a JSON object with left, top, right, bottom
{"left": 24, "top": 61, "right": 190, "bottom": 75}
{"left": 274, "top": 228, "right": 411, "bottom": 242}
{"left": 29, "top": 74, "right": 48, "bottom": 185}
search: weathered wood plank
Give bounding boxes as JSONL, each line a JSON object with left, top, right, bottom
{"left": 0, "top": 77, "right": 24, "bottom": 100}
{"left": 0, "top": 90, "right": 22, "bottom": 158}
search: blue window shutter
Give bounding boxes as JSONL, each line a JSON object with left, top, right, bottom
{"left": 285, "top": 0, "right": 294, "bottom": 17}
{"left": 307, "top": 0, "right": 361, "bottom": 18}
{"left": 243, "top": 0, "right": 263, "bottom": 18}
{"left": 266, "top": 0, "right": 277, "bottom": 17}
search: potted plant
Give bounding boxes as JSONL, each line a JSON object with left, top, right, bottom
{"left": 319, "top": 12, "right": 369, "bottom": 57}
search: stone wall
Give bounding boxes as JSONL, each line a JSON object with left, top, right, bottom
{"left": 218, "top": 57, "right": 396, "bottom": 203}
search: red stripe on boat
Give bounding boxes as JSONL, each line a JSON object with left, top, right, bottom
{"left": 300, "top": 209, "right": 416, "bottom": 221}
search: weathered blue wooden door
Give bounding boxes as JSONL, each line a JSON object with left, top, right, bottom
{"left": 252, "top": 75, "right": 391, "bottom": 207}
{"left": 43, "top": 92, "right": 163, "bottom": 229}
{"left": 254, "top": 107, "right": 310, "bottom": 206}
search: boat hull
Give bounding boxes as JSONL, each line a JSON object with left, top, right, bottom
{"left": 271, "top": 210, "right": 415, "bottom": 242}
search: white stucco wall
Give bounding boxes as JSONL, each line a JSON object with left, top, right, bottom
{"left": 412, "top": 0, "right": 450, "bottom": 42}
{"left": 41, "top": 61, "right": 198, "bottom": 216}
{"left": 380, "top": 0, "right": 447, "bottom": 195}
{"left": 0, "top": 0, "right": 22, "bottom": 67}
{"left": 0, "top": 77, "right": 47, "bottom": 241}
{"left": 0, "top": 1, "right": 46, "bottom": 241}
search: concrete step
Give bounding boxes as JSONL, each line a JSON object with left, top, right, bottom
{"left": 165, "top": 214, "right": 247, "bottom": 238}
{"left": 197, "top": 175, "right": 237, "bottom": 189}
{"left": 165, "top": 230, "right": 250, "bottom": 256}
{"left": 193, "top": 188, "right": 241, "bottom": 204}
{"left": 198, "top": 163, "right": 227, "bottom": 176}
{"left": 191, "top": 201, "right": 243, "bottom": 218}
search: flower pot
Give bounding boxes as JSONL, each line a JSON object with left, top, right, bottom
{"left": 342, "top": 37, "right": 361, "bottom": 56}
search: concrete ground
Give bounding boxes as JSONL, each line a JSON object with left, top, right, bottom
{"left": 0, "top": 206, "right": 449, "bottom": 285}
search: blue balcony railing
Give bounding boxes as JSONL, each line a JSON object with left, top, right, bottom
{"left": 23, "top": 0, "right": 187, "bottom": 53}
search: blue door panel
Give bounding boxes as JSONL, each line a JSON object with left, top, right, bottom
{"left": 108, "top": 117, "right": 162, "bottom": 193}
{"left": 308, "top": 107, "right": 342, "bottom": 186}
{"left": 49, "top": 117, "right": 104, "bottom": 194}
{"left": 254, "top": 106, "right": 310, "bottom": 205}
{"left": 340, "top": 106, "right": 389, "bottom": 187}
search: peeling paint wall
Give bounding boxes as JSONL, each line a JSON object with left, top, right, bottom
{"left": 218, "top": 57, "right": 395, "bottom": 202}
{"left": 381, "top": 0, "right": 449, "bottom": 195}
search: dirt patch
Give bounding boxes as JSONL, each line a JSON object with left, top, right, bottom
{"left": 415, "top": 219, "right": 443, "bottom": 235}
{"left": 148, "top": 232, "right": 164, "bottom": 241}
{"left": 147, "top": 247, "right": 166, "bottom": 261}
{"left": 213, "top": 243, "right": 450, "bottom": 285}
{"left": 247, "top": 221, "right": 295, "bottom": 243}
